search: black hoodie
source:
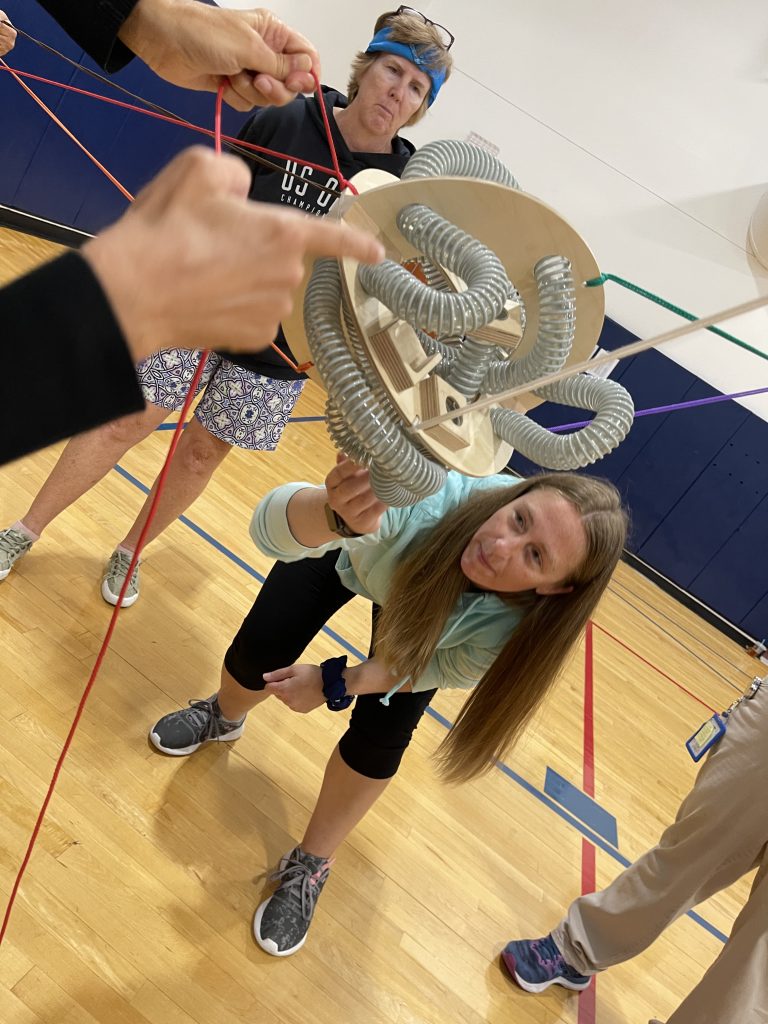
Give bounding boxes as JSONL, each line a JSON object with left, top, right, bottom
{"left": 226, "top": 86, "right": 415, "bottom": 378}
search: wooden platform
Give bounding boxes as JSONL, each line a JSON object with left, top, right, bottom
{"left": 0, "top": 227, "right": 756, "bottom": 1024}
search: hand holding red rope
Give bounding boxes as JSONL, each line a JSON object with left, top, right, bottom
{"left": 117, "top": 2, "right": 321, "bottom": 111}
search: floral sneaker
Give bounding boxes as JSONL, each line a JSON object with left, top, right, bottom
{"left": 501, "top": 933, "right": 592, "bottom": 993}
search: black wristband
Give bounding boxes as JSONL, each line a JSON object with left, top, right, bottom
{"left": 320, "top": 655, "right": 354, "bottom": 711}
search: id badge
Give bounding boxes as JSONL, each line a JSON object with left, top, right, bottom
{"left": 685, "top": 714, "right": 726, "bottom": 762}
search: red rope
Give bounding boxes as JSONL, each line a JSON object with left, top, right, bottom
{"left": 2, "top": 61, "right": 358, "bottom": 377}
{"left": 1, "top": 39, "right": 362, "bottom": 941}
{"left": 0, "top": 58, "right": 134, "bottom": 201}
{"left": 0, "top": 64, "right": 346, "bottom": 185}
{"left": 0, "top": 80, "right": 228, "bottom": 947}
{"left": 311, "top": 69, "right": 357, "bottom": 196}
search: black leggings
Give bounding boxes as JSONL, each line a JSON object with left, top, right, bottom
{"left": 224, "top": 552, "right": 437, "bottom": 779}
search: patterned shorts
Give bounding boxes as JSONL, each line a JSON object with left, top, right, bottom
{"left": 136, "top": 348, "right": 305, "bottom": 451}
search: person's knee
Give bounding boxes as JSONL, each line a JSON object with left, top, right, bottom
{"left": 338, "top": 691, "right": 434, "bottom": 779}
{"left": 178, "top": 425, "right": 231, "bottom": 475}
{"left": 338, "top": 726, "right": 409, "bottom": 779}
{"left": 102, "top": 407, "right": 160, "bottom": 447}
{"left": 223, "top": 648, "right": 266, "bottom": 692}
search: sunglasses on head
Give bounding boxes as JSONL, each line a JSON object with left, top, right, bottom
{"left": 391, "top": 6, "right": 455, "bottom": 50}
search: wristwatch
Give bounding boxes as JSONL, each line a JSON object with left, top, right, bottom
{"left": 324, "top": 502, "right": 363, "bottom": 538}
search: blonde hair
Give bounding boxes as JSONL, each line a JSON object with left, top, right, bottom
{"left": 374, "top": 473, "right": 628, "bottom": 783}
{"left": 347, "top": 10, "right": 453, "bottom": 125}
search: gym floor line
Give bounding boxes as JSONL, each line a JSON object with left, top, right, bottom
{"left": 110, "top": 460, "right": 729, "bottom": 947}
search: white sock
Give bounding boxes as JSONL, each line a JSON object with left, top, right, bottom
{"left": 12, "top": 520, "right": 40, "bottom": 543}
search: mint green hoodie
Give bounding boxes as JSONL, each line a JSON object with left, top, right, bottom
{"left": 250, "top": 472, "right": 526, "bottom": 695}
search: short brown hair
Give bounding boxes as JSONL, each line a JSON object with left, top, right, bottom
{"left": 347, "top": 9, "right": 453, "bottom": 126}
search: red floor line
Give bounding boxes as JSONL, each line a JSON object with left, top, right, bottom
{"left": 583, "top": 620, "right": 596, "bottom": 798}
{"left": 578, "top": 621, "right": 598, "bottom": 1024}
{"left": 578, "top": 835, "right": 597, "bottom": 1024}
{"left": 592, "top": 621, "right": 716, "bottom": 712}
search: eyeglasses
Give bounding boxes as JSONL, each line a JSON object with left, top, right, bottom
{"left": 394, "top": 6, "right": 455, "bottom": 50}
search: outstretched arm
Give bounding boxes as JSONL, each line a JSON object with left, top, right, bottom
{"left": 32, "top": 1, "right": 319, "bottom": 109}
{"left": 0, "top": 148, "right": 383, "bottom": 466}
{"left": 82, "top": 148, "right": 383, "bottom": 361}
{"left": 118, "top": 2, "right": 321, "bottom": 110}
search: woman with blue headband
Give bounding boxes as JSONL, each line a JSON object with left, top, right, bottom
{"left": 348, "top": 6, "right": 453, "bottom": 116}
{"left": 0, "top": 8, "right": 453, "bottom": 601}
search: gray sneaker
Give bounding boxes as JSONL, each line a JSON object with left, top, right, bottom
{"left": 254, "top": 847, "right": 333, "bottom": 957}
{"left": 101, "top": 548, "right": 140, "bottom": 607}
{"left": 0, "top": 527, "right": 34, "bottom": 580}
{"left": 149, "top": 696, "right": 245, "bottom": 756}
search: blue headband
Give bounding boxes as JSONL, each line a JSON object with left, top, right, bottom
{"left": 364, "top": 28, "right": 446, "bottom": 107}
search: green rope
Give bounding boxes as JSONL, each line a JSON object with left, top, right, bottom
{"left": 585, "top": 272, "right": 768, "bottom": 362}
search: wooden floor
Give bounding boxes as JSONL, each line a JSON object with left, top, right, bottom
{"left": 0, "top": 228, "right": 757, "bottom": 1024}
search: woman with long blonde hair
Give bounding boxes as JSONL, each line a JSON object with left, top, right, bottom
{"left": 149, "top": 455, "right": 628, "bottom": 955}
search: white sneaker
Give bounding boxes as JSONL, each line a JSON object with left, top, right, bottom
{"left": 0, "top": 527, "right": 34, "bottom": 580}
{"left": 101, "top": 549, "right": 140, "bottom": 607}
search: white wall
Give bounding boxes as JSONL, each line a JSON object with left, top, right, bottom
{"left": 224, "top": 1, "right": 768, "bottom": 418}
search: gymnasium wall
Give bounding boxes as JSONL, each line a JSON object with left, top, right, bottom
{"left": 1, "top": 1, "right": 766, "bottom": 639}
{"left": 218, "top": 1, "right": 768, "bottom": 417}
{"left": 509, "top": 321, "right": 768, "bottom": 642}
{"left": 0, "top": 0, "right": 247, "bottom": 234}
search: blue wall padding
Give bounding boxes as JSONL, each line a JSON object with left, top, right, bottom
{"left": 0, "top": 6, "right": 79, "bottom": 197}
{"left": 581, "top": 353, "right": 696, "bottom": 490}
{"left": 689, "top": 492, "right": 768, "bottom": 626}
{"left": 741, "top": 591, "right": 768, "bottom": 644}
{"left": 616, "top": 377, "right": 748, "bottom": 551}
{"left": 508, "top": 320, "right": 768, "bottom": 637}
{"left": 1, "top": 0, "right": 246, "bottom": 233}
{"left": 639, "top": 413, "right": 765, "bottom": 586}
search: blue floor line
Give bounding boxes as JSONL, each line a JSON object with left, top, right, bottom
{"left": 544, "top": 768, "right": 619, "bottom": 846}
{"left": 111, "top": 461, "right": 728, "bottom": 946}
{"left": 113, "top": 465, "right": 367, "bottom": 661}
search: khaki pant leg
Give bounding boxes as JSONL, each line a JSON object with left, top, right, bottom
{"left": 667, "top": 846, "right": 768, "bottom": 1024}
{"left": 552, "top": 689, "right": 768, "bottom": 975}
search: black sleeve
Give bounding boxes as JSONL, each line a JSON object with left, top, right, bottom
{"left": 35, "top": 0, "right": 139, "bottom": 71}
{"left": 0, "top": 252, "right": 144, "bottom": 465}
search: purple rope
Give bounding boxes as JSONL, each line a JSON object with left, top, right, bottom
{"left": 548, "top": 385, "right": 768, "bottom": 433}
